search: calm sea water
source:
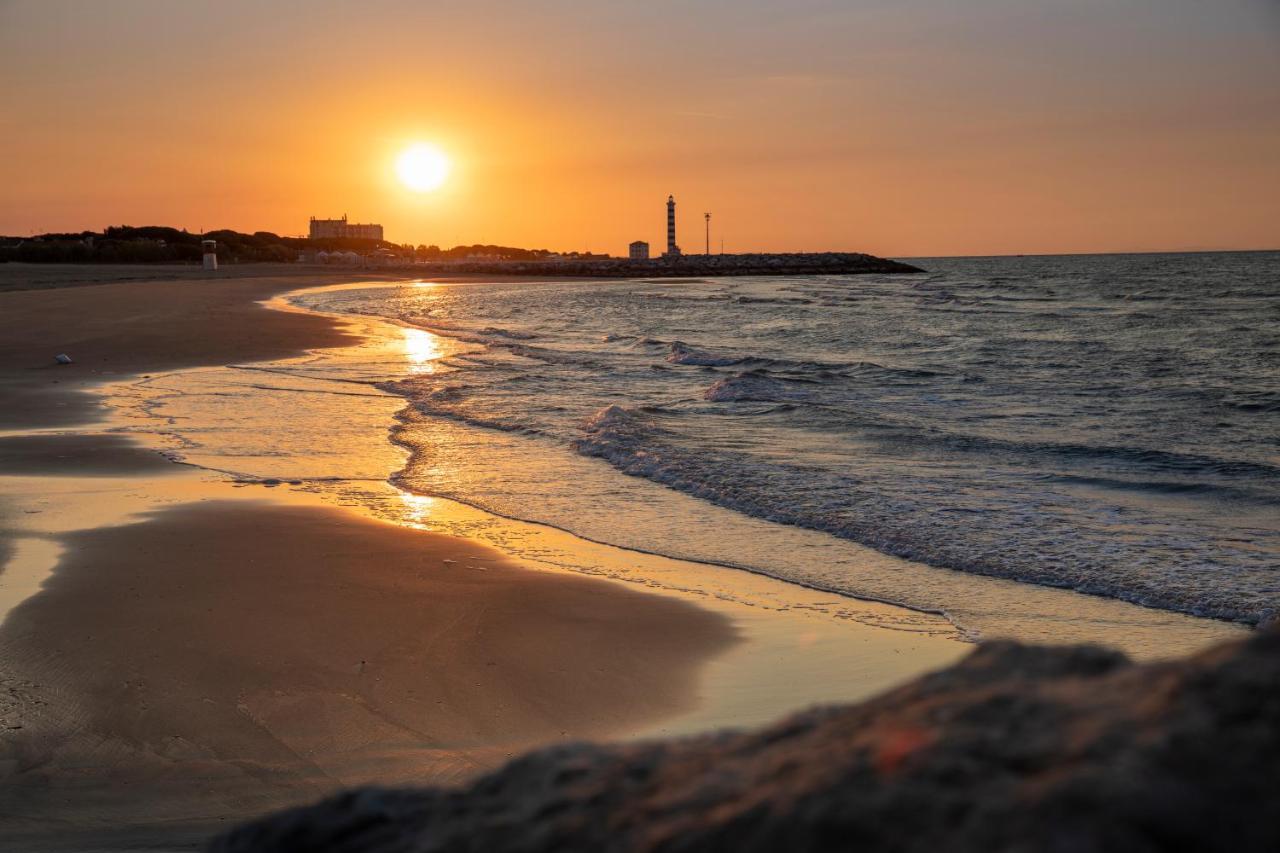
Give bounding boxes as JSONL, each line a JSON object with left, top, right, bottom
{"left": 295, "top": 252, "right": 1280, "bottom": 625}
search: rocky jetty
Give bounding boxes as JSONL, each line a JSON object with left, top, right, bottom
{"left": 211, "top": 627, "right": 1279, "bottom": 852}
{"left": 415, "top": 252, "right": 923, "bottom": 278}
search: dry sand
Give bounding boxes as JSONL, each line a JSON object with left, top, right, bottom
{"left": 0, "top": 264, "right": 362, "bottom": 430}
{"left": 0, "top": 265, "right": 737, "bottom": 849}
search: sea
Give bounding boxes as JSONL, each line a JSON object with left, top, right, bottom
{"left": 289, "top": 252, "right": 1279, "bottom": 627}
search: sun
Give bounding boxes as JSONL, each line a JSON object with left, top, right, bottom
{"left": 396, "top": 144, "right": 450, "bottom": 192}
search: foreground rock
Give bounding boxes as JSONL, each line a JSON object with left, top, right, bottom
{"left": 211, "top": 628, "right": 1279, "bottom": 852}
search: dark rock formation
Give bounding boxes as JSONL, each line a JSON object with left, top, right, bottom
{"left": 411, "top": 252, "right": 924, "bottom": 278}
{"left": 210, "top": 628, "right": 1279, "bottom": 852}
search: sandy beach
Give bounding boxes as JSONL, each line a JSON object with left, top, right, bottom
{"left": 0, "top": 266, "right": 726, "bottom": 847}
{"left": 0, "top": 264, "right": 1251, "bottom": 850}
{"left": 0, "top": 500, "right": 735, "bottom": 847}
{"left": 0, "top": 264, "right": 360, "bottom": 430}
{"left": 0, "top": 265, "right": 972, "bottom": 849}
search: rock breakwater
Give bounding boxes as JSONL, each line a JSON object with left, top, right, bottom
{"left": 415, "top": 252, "right": 923, "bottom": 278}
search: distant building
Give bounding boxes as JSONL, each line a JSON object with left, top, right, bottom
{"left": 629, "top": 240, "right": 650, "bottom": 260}
{"left": 309, "top": 215, "right": 383, "bottom": 242}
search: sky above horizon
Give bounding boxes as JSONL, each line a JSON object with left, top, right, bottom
{"left": 2, "top": 0, "right": 1278, "bottom": 256}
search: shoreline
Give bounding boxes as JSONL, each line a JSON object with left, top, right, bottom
{"left": 0, "top": 265, "right": 1252, "bottom": 846}
{"left": 263, "top": 285, "right": 967, "bottom": 633}
{"left": 0, "top": 267, "right": 363, "bottom": 431}
{"left": 0, "top": 266, "right": 968, "bottom": 847}
{"left": 0, "top": 266, "right": 732, "bottom": 843}
{"left": 276, "top": 280, "right": 1246, "bottom": 657}
{"left": 16, "top": 268, "right": 1241, "bottom": 653}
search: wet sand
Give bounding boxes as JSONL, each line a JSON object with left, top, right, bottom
{"left": 0, "top": 434, "right": 179, "bottom": 476}
{"left": 0, "top": 266, "right": 740, "bottom": 848}
{"left": 0, "top": 501, "right": 732, "bottom": 847}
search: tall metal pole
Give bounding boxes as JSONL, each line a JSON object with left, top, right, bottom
{"left": 704, "top": 212, "right": 711, "bottom": 255}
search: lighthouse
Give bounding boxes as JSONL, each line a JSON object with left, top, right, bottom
{"left": 665, "top": 195, "right": 680, "bottom": 257}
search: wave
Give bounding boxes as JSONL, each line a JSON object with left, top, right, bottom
{"left": 841, "top": 361, "right": 950, "bottom": 381}
{"left": 402, "top": 321, "right": 494, "bottom": 346}
{"left": 580, "top": 403, "right": 650, "bottom": 434}
{"left": 732, "top": 295, "right": 815, "bottom": 305}
{"left": 407, "top": 320, "right": 535, "bottom": 340}
{"left": 666, "top": 341, "right": 929, "bottom": 381}
{"left": 384, "top": 378, "right": 544, "bottom": 435}
{"left": 481, "top": 326, "right": 538, "bottom": 340}
{"left": 628, "top": 336, "right": 670, "bottom": 349}
{"left": 937, "top": 432, "right": 1280, "bottom": 482}
{"left": 571, "top": 404, "right": 1274, "bottom": 624}
{"left": 666, "top": 341, "right": 745, "bottom": 367}
{"left": 704, "top": 371, "right": 818, "bottom": 403}
{"left": 699, "top": 365, "right": 965, "bottom": 408}
{"left": 504, "top": 343, "right": 603, "bottom": 367}
{"left": 1047, "top": 473, "right": 1277, "bottom": 504}
{"left": 402, "top": 401, "right": 542, "bottom": 435}
{"left": 1223, "top": 391, "right": 1280, "bottom": 413}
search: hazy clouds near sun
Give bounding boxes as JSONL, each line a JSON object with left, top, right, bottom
{"left": 2, "top": 0, "right": 1277, "bottom": 255}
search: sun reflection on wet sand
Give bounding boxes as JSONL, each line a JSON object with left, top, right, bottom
{"left": 403, "top": 327, "right": 443, "bottom": 374}
{"left": 398, "top": 491, "right": 439, "bottom": 530}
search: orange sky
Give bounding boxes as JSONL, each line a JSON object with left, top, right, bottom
{"left": 2, "top": 0, "right": 1278, "bottom": 256}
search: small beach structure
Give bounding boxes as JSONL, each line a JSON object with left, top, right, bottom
{"left": 629, "top": 240, "right": 649, "bottom": 260}
{"left": 201, "top": 239, "right": 217, "bottom": 271}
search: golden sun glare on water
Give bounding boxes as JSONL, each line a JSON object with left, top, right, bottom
{"left": 396, "top": 143, "right": 451, "bottom": 192}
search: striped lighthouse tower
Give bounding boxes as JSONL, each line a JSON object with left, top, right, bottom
{"left": 665, "top": 194, "right": 680, "bottom": 257}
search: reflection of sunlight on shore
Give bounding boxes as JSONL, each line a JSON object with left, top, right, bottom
{"left": 403, "top": 327, "right": 442, "bottom": 374}
{"left": 397, "top": 490, "right": 439, "bottom": 530}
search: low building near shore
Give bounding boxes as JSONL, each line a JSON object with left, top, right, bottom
{"left": 318, "top": 250, "right": 361, "bottom": 265}
{"left": 629, "top": 241, "right": 650, "bottom": 260}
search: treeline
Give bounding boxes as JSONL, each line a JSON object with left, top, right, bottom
{"left": 0, "top": 226, "right": 405, "bottom": 264}
{"left": 0, "top": 226, "right": 572, "bottom": 265}
{"left": 415, "top": 244, "right": 554, "bottom": 260}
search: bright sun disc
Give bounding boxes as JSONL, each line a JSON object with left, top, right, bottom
{"left": 396, "top": 144, "right": 450, "bottom": 192}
